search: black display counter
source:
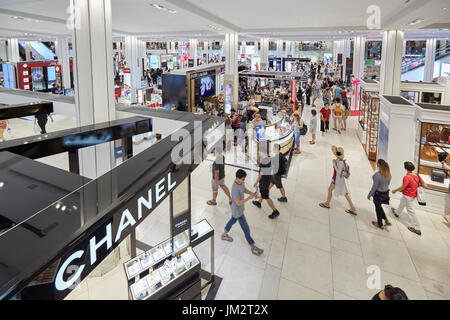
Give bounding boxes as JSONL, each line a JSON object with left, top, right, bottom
{"left": 0, "top": 109, "right": 223, "bottom": 300}
{"left": 0, "top": 101, "right": 54, "bottom": 120}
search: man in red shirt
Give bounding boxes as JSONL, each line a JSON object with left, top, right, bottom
{"left": 392, "top": 161, "right": 428, "bottom": 235}
{"left": 320, "top": 102, "right": 332, "bottom": 136}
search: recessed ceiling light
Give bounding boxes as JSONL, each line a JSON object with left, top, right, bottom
{"left": 149, "top": 3, "right": 176, "bottom": 13}
{"left": 443, "top": 7, "right": 447, "bottom": 11}
{"left": 408, "top": 18, "right": 424, "bottom": 25}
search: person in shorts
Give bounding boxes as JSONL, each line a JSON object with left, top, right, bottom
{"left": 252, "top": 150, "right": 281, "bottom": 219}
{"left": 221, "top": 169, "right": 264, "bottom": 256}
{"left": 207, "top": 149, "right": 232, "bottom": 206}
{"left": 269, "top": 144, "right": 288, "bottom": 202}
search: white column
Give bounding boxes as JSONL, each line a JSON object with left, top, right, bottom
{"left": 125, "top": 35, "right": 140, "bottom": 103}
{"left": 260, "top": 38, "right": 269, "bottom": 70}
{"left": 424, "top": 38, "right": 436, "bottom": 82}
{"left": 71, "top": 0, "right": 116, "bottom": 179}
{"left": 276, "top": 40, "right": 283, "bottom": 57}
{"left": 241, "top": 41, "right": 246, "bottom": 56}
{"left": 56, "top": 36, "right": 71, "bottom": 90}
{"left": 7, "top": 38, "right": 20, "bottom": 62}
{"left": 0, "top": 41, "right": 8, "bottom": 61}
{"left": 189, "top": 39, "right": 198, "bottom": 66}
{"left": 352, "top": 36, "right": 366, "bottom": 79}
{"left": 379, "top": 30, "right": 404, "bottom": 96}
{"left": 224, "top": 33, "right": 238, "bottom": 110}
{"left": 25, "top": 41, "right": 32, "bottom": 61}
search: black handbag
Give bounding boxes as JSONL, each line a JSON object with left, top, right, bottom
{"left": 431, "top": 169, "right": 445, "bottom": 183}
{"left": 300, "top": 124, "right": 308, "bottom": 136}
{"left": 375, "top": 191, "right": 390, "bottom": 205}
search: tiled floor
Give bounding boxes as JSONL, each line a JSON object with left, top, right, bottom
{"left": 12, "top": 102, "right": 449, "bottom": 300}
{"left": 187, "top": 102, "right": 450, "bottom": 300}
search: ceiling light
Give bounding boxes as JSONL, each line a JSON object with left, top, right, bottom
{"left": 408, "top": 18, "right": 424, "bottom": 25}
{"left": 443, "top": 7, "right": 447, "bottom": 11}
{"left": 0, "top": 182, "right": 5, "bottom": 188}
{"left": 149, "top": 3, "right": 176, "bottom": 13}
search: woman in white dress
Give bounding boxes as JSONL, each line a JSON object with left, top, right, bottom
{"left": 319, "top": 146, "right": 357, "bottom": 215}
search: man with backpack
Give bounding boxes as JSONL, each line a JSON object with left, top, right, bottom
{"left": 269, "top": 144, "right": 288, "bottom": 202}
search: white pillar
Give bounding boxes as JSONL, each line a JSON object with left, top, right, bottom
{"left": 7, "top": 38, "right": 20, "bottom": 62}
{"left": 260, "top": 38, "right": 269, "bottom": 70}
{"left": 189, "top": 39, "right": 198, "bottom": 66}
{"left": 379, "top": 30, "right": 404, "bottom": 96}
{"left": 71, "top": 0, "right": 116, "bottom": 179}
{"left": 25, "top": 41, "right": 32, "bottom": 61}
{"left": 224, "top": 33, "right": 238, "bottom": 110}
{"left": 125, "top": 35, "right": 140, "bottom": 103}
{"left": 276, "top": 40, "right": 283, "bottom": 58}
{"left": 241, "top": 41, "right": 246, "bottom": 56}
{"left": 352, "top": 37, "right": 366, "bottom": 79}
{"left": 424, "top": 38, "right": 436, "bottom": 82}
{"left": 0, "top": 41, "right": 7, "bottom": 61}
{"left": 56, "top": 36, "right": 71, "bottom": 90}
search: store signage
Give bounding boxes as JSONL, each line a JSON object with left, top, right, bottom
{"left": 189, "top": 69, "right": 216, "bottom": 80}
{"left": 54, "top": 171, "right": 179, "bottom": 292}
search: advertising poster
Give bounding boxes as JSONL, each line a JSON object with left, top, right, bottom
{"left": 224, "top": 84, "right": 232, "bottom": 115}
{"left": 123, "top": 68, "right": 131, "bottom": 102}
{"left": 251, "top": 56, "right": 260, "bottom": 71}
{"left": 150, "top": 55, "right": 159, "bottom": 69}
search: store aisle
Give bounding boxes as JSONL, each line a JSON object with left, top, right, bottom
{"left": 190, "top": 105, "right": 450, "bottom": 300}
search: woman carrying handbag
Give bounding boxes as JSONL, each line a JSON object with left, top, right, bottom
{"left": 392, "top": 162, "right": 428, "bottom": 236}
{"left": 367, "top": 159, "right": 392, "bottom": 230}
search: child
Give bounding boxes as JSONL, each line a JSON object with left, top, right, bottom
{"left": 320, "top": 102, "right": 331, "bottom": 136}
{"left": 310, "top": 109, "right": 318, "bottom": 144}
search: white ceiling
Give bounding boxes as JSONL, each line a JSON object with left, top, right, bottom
{"left": 0, "top": 0, "right": 449, "bottom": 41}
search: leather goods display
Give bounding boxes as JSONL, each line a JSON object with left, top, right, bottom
{"left": 440, "top": 127, "right": 450, "bottom": 142}
{"left": 438, "top": 151, "right": 448, "bottom": 163}
{"left": 431, "top": 169, "right": 445, "bottom": 183}
{"left": 446, "top": 154, "right": 450, "bottom": 166}
{"left": 426, "top": 131, "right": 440, "bottom": 143}
{"left": 420, "top": 145, "right": 439, "bottom": 162}
{"left": 419, "top": 166, "right": 432, "bottom": 176}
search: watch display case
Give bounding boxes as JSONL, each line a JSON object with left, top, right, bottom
{"left": 126, "top": 246, "right": 200, "bottom": 300}
{"left": 364, "top": 94, "right": 380, "bottom": 161}
{"left": 415, "top": 120, "right": 450, "bottom": 192}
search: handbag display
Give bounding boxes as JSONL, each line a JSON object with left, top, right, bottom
{"left": 438, "top": 151, "right": 448, "bottom": 163}
{"left": 430, "top": 169, "right": 445, "bottom": 183}
{"left": 426, "top": 131, "right": 441, "bottom": 143}
{"left": 446, "top": 154, "right": 450, "bottom": 166}
{"left": 440, "top": 127, "right": 450, "bottom": 142}
{"left": 420, "top": 145, "right": 439, "bottom": 162}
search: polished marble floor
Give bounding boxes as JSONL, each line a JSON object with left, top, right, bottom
{"left": 5, "top": 104, "right": 448, "bottom": 300}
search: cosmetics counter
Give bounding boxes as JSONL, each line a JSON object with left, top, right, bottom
{"left": 248, "top": 112, "right": 294, "bottom": 163}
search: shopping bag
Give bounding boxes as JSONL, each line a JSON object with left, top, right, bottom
{"left": 34, "top": 124, "right": 40, "bottom": 133}
{"left": 416, "top": 175, "right": 426, "bottom": 206}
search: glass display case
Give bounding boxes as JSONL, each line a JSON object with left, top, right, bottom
{"left": 400, "top": 90, "right": 420, "bottom": 103}
{"left": 357, "top": 86, "right": 378, "bottom": 146}
{"left": 361, "top": 94, "right": 379, "bottom": 161}
{"left": 415, "top": 120, "right": 450, "bottom": 192}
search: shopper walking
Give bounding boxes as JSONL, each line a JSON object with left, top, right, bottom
{"left": 320, "top": 102, "right": 331, "bottom": 136}
{"left": 221, "top": 169, "right": 264, "bottom": 256}
{"left": 34, "top": 113, "right": 54, "bottom": 134}
{"left": 0, "top": 119, "right": 8, "bottom": 142}
{"left": 305, "top": 83, "right": 312, "bottom": 106}
{"left": 207, "top": 149, "right": 232, "bottom": 206}
{"left": 291, "top": 113, "right": 303, "bottom": 154}
{"left": 332, "top": 98, "right": 343, "bottom": 134}
{"left": 319, "top": 146, "right": 357, "bottom": 215}
{"left": 312, "top": 79, "right": 319, "bottom": 107}
{"left": 372, "top": 284, "right": 408, "bottom": 300}
{"left": 269, "top": 144, "right": 288, "bottom": 202}
{"left": 309, "top": 109, "right": 318, "bottom": 144}
{"left": 368, "top": 159, "right": 392, "bottom": 230}
{"left": 252, "top": 150, "right": 281, "bottom": 219}
{"left": 392, "top": 161, "right": 428, "bottom": 236}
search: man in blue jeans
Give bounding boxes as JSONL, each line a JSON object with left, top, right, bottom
{"left": 221, "top": 169, "right": 264, "bottom": 256}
